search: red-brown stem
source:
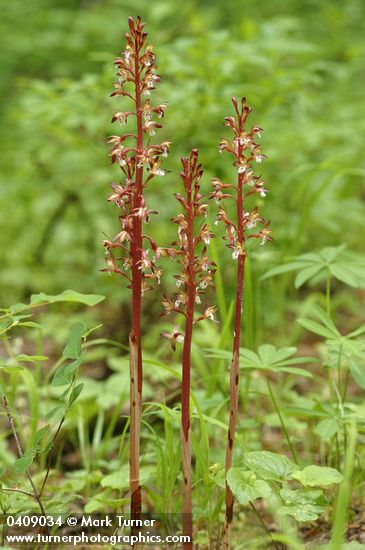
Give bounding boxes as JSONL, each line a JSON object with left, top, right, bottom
{"left": 181, "top": 171, "right": 195, "bottom": 549}
{"left": 130, "top": 31, "right": 143, "bottom": 521}
{"left": 223, "top": 144, "right": 245, "bottom": 549}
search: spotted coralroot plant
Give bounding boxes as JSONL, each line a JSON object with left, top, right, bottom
{"left": 103, "top": 16, "right": 169, "bottom": 519}
{"left": 162, "top": 149, "right": 216, "bottom": 547}
{"left": 211, "top": 97, "right": 271, "bottom": 548}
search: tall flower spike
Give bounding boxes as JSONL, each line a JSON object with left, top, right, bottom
{"left": 103, "top": 16, "right": 169, "bottom": 522}
{"left": 211, "top": 97, "right": 271, "bottom": 549}
{"left": 162, "top": 149, "right": 216, "bottom": 549}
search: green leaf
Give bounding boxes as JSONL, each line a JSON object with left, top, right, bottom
{"left": 33, "top": 425, "right": 50, "bottom": 447}
{"left": 30, "top": 290, "right": 105, "bottom": 306}
{"left": 348, "top": 357, "right": 365, "bottom": 389}
{"left": 227, "top": 468, "right": 272, "bottom": 505}
{"left": 274, "top": 366, "right": 313, "bottom": 377}
{"left": 277, "top": 488, "right": 327, "bottom": 521}
{"left": 46, "top": 406, "right": 64, "bottom": 420}
{"left": 69, "top": 383, "right": 84, "bottom": 406}
{"left": 261, "top": 261, "right": 308, "bottom": 280}
{"left": 63, "top": 322, "right": 86, "bottom": 360}
{"left": 297, "top": 318, "right": 337, "bottom": 339}
{"left": 52, "top": 354, "right": 84, "bottom": 386}
{"left": 295, "top": 265, "right": 323, "bottom": 288}
{"left": 16, "top": 354, "right": 48, "bottom": 363}
{"left": 101, "top": 466, "right": 153, "bottom": 489}
{"left": 291, "top": 465, "right": 343, "bottom": 487}
{"left": 315, "top": 419, "right": 339, "bottom": 440}
{"left": 13, "top": 448, "right": 35, "bottom": 473}
{"left": 243, "top": 451, "right": 298, "bottom": 481}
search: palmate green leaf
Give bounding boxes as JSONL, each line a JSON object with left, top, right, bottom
{"left": 297, "top": 318, "right": 337, "bottom": 339}
{"left": 30, "top": 290, "right": 105, "bottom": 307}
{"left": 227, "top": 468, "right": 272, "bottom": 505}
{"left": 240, "top": 345, "right": 314, "bottom": 376}
{"left": 294, "top": 265, "right": 323, "bottom": 289}
{"left": 262, "top": 245, "right": 365, "bottom": 289}
{"left": 277, "top": 488, "right": 327, "bottom": 521}
{"left": 348, "top": 357, "right": 365, "bottom": 390}
{"left": 291, "top": 465, "right": 343, "bottom": 487}
{"left": 243, "top": 451, "right": 298, "bottom": 481}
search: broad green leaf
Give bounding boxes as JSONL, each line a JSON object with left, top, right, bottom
{"left": 243, "top": 451, "right": 298, "bottom": 481}
{"left": 52, "top": 354, "right": 84, "bottom": 386}
{"left": 69, "top": 383, "right": 84, "bottom": 406}
{"left": 9, "top": 303, "right": 29, "bottom": 314}
{"left": 227, "top": 468, "right": 272, "bottom": 504}
{"left": 291, "top": 465, "right": 343, "bottom": 487}
{"left": 277, "top": 488, "right": 327, "bottom": 521}
{"left": 101, "top": 466, "right": 153, "bottom": 489}
{"left": 63, "top": 322, "right": 86, "bottom": 360}
{"left": 30, "top": 290, "right": 105, "bottom": 306}
{"left": 13, "top": 448, "right": 35, "bottom": 473}
{"left": 315, "top": 419, "right": 339, "bottom": 440}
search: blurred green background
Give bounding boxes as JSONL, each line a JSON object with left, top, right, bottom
{"left": 1, "top": 0, "right": 364, "bottom": 342}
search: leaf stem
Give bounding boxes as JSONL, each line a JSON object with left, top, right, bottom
{"left": 266, "top": 379, "right": 299, "bottom": 465}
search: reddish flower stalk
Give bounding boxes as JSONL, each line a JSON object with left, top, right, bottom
{"left": 103, "top": 16, "right": 169, "bottom": 519}
{"left": 211, "top": 97, "right": 271, "bottom": 549}
{"left": 162, "top": 149, "right": 216, "bottom": 548}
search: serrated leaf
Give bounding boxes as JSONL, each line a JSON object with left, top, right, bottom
{"left": 278, "top": 488, "right": 327, "bottom": 521}
{"left": 291, "top": 465, "right": 343, "bottom": 487}
{"left": 243, "top": 451, "right": 298, "bottom": 481}
{"left": 227, "top": 468, "right": 272, "bottom": 504}
{"left": 30, "top": 290, "right": 105, "bottom": 306}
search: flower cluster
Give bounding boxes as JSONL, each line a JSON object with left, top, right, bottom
{"left": 103, "top": 16, "right": 169, "bottom": 295}
{"left": 161, "top": 149, "right": 217, "bottom": 350}
{"left": 211, "top": 97, "right": 272, "bottom": 256}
